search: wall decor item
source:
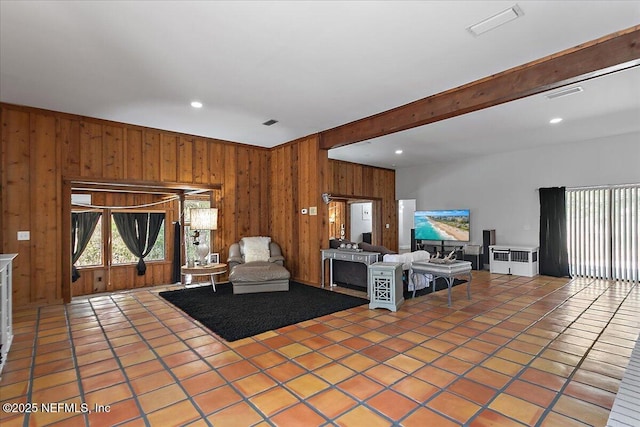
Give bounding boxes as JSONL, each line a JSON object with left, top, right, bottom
{"left": 362, "top": 205, "right": 371, "bottom": 220}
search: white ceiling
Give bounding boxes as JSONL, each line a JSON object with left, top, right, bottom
{"left": 1, "top": 1, "right": 639, "bottom": 169}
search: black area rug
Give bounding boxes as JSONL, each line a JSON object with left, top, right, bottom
{"left": 159, "top": 281, "right": 368, "bottom": 342}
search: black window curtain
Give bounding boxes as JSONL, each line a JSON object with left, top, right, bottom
{"left": 71, "top": 212, "right": 101, "bottom": 282}
{"left": 539, "top": 187, "right": 570, "bottom": 277}
{"left": 171, "top": 221, "right": 182, "bottom": 284}
{"left": 113, "top": 212, "right": 165, "bottom": 276}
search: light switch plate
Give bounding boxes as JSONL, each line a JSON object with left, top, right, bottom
{"left": 17, "top": 231, "right": 30, "bottom": 241}
{"left": 309, "top": 206, "right": 317, "bottom": 216}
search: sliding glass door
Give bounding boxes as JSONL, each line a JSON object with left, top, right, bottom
{"left": 567, "top": 185, "right": 639, "bottom": 281}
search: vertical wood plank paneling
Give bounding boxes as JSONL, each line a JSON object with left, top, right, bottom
{"left": 352, "top": 163, "right": 363, "bottom": 196}
{"left": 209, "top": 142, "right": 225, "bottom": 256}
{"left": 102, "top": 125, "right": 124, "bottom": 180}
{"left": 209, "top": 141, "right": 225, "bottom": 185}
{"left": 1, "top": 108, "right": 31, "bottom": 306}
{"left": 58, "top": 118, "right": 81, "bottom": 177}
{"left": 143, "top": 131, "right": 161, "bottom": 182}
{"left": 193, "top": 137, "right": 208, "bottom": 184}
{"left": 236, "top": 146, "right": 251, "bottom": 237}
{"left": 248, "top": 150, "right": 262, "bottom": 235}
{"left": 222, "top": 144, "right": 237, "bottom": 246}
{"left": 297, "top": 142, "right": 311, "bottom": 282}
{"left": 178, "top": 136, "right": 194, "bottom": 183}
{"left": 80, "top": 121, "right": 103, "bottom": 177}
{"left": 126, "top": 128, "right": 143, "bottom": 180}
{"left": 259, "top": 150, "right": 270, "bottom": 233}
{"left": 285, "top": 144, "right": 298, "bottom": 276}
{"left": 30, "top": 113, "right": 58, "bottom": 303}
{"left": 160, "top": 134, "right": 178, "bottom": 182}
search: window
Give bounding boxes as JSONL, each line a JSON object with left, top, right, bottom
{"left": 111, "top": 214, "right": 165, "bottom": 265}
{"left": 74, "top": 209, "right": 167, "bottom": 268}
{"left": 567, "top": 185, "right": 639, "bottom": 281}
{"left": 75, "top": 214, "right": 103, "bottom": 267}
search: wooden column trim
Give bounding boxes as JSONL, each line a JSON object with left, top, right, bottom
{"left": 320, "top": 26, "right": 640, "bottom": 150}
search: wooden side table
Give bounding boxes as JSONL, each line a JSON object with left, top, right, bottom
{"left": 181, "top": 263, "right": 227, "bottom": 291}
{"left": 368, "top": 262, "right": 404, "bottom": 312}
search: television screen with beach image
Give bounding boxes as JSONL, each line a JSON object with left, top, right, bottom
{"left": 414, "top": 209, "right": 470, "bottom": 242}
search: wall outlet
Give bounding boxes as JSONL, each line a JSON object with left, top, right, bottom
{"left": 386, "top": 224, "right": 390, "bottom": 229}
{"left": 17, "top": 231, "right": 30, "bottom": 241}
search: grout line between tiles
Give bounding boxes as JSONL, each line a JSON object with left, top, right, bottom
{"left": 22, "top": 306, "right": 41, "bottom": 427}
{"left": 130, "top": 289, "right": 278, "bottom": 427}
{"left": 64, "top": 304, "right": 91, "bottom": 426}
{"left": 533, "top": 280, "right": 639, "bottom": 427}
{"left": 395, "top": 276, "right": 602, "bottom": 425}
{"left": 81, "top": 296, "right": 150, "bottom": 426}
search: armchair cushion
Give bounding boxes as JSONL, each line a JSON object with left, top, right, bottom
{"left": 241, "top": 236, "right": 272, "bottom": 262}
{"left": 240, "top": 237, "right": 271, "bottom": 262}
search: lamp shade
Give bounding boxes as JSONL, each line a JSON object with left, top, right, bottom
{"left": 190, "top": 208, "right": 218, "bottom": 230}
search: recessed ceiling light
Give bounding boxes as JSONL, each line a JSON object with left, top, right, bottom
{"left": 395, "top": 150, "right": 403, "bottom": 155}
{"left": 191, "top": 101, "right": 203, "bottom": 108}
{"left": 549, "top": 117, "right": 563, "bottom": 124}
{"left": 467, "top": 4, "right": 524, "bottom": 36}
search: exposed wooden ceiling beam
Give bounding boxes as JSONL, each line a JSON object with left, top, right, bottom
{"left": 320, "top": 26, "right": 640, "bottom": 150}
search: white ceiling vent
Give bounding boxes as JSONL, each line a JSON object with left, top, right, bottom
{"left": 545, "top": 86, "right": 584, "bottom": 100}
{"left": 467, "top": 5, "right": 524, "bottom": 36}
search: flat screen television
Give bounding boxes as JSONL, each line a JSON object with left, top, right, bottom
{"left": 414, "top": 209, "right": 470, "bottom": 242}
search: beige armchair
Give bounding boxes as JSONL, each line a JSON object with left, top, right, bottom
{"left": 227, "top": 237, "right": 290, "bottom": 294}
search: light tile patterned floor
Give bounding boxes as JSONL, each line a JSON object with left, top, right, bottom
{"left": 0, "top": 272, "right": 638, "bottom": 426}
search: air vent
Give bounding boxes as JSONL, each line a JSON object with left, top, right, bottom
{"left": 545, "top": 86, "right": 584, "bottom": 100}
{"left": 467, "top": 4, "right": 524, "bottom": 36}
{"left": 262, "top": 119, "right": 278, "bottom": 126}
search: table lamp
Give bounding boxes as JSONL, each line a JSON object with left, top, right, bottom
{"left": 190, "top": 208, "right": 218, "bottom": 265}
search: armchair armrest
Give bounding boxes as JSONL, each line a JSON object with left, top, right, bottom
{"left": 268, "top": 255, "right": 285, "bottom": 266}
{"left": 227, "top": 256, "right": 244, "bottom": 270}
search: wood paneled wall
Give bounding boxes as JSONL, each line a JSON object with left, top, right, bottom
{"left": 1, "top": 103, "right": 271, "bottom": 307}
{"left": 269, "top": 135, "right": 328, "bottom": 285}
{"left": 1, "top": 103, "right": 396, "bottom": 307}
{"left": 269, "top": 136, "right": 397, "bottom": 285}
{"left": 328, "top": 160, "right": 397, "bottom": 251}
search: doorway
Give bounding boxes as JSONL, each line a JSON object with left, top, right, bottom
{"left": 327, "top": 197, "right": 381, "bottom": 245}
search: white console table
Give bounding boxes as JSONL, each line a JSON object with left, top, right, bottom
{"left": 0, "top": 254, "right": 16, "bottom": 377}
{"left": 321, "top": 249, "right": 379, "bottom": 288}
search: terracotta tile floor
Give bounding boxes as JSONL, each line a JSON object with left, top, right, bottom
{"left": 1, "top": 272, "right": 638, "bottom": 426}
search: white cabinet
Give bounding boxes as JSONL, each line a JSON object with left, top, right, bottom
{"left": 0, "top": 254, "right": 16, "bottom": 377}
{"left": 489, "top": 245, "right": 539, "bottom": 277}
{"left": 368, "top": 262, "right": 404, "bottom": 312}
